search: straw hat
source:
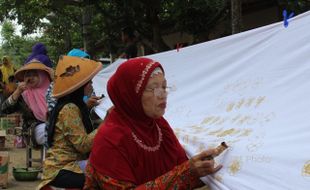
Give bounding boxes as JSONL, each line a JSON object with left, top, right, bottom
{"left": 52, "top": 55, "right": 102, "bottom": 98}
{"left": 15, "top": 59, "right": 54, "bottom": 82}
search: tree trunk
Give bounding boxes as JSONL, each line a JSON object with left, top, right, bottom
{"left": 147, "top": 1, "right": 170, "bottom": 52}
{"left": 64, "top": 27, "right": 72, "bottom": 52}
{"left": 231, "top": 0, "right": 242, "bottom": 34}
{"left": 82, "top": 0, "right": 92, "bottom": 52}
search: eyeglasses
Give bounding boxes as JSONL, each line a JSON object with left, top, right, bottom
{"left": 24, "top": 70, "right": 38, "bottom": 78}
{"left": 144, "top": 86, "right": 175, "bottom": 97}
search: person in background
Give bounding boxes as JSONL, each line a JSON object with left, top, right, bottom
{"left": 23, "top": 42, "right": 54, "bottom": 148}
{"left": 1, "top": 56, "right": 15, "bottom": 85}
{"left": 24, "top": 42, "right": 53, "bottom": 68}
{"left": 38, "top": 56, "right": 102, "bottom": 189}
{"left": 119, "top": 26, "right": 138, "bottom": 59}
{"left": 3, "top": 75, "right": 17, "bottom": 98}
{"left": 67, "top": 48, "right": 101, "bottom": 108}
{"left": 45, "top": 48, "right": 103, "bottom": 128}
{"left": 84, "top": 58, "right": 222, "bottom": 189}
{"left": 0, "top": 68, "right": 5, "bottom": 108}
{"left": 46, "top": 48, "right": 101, "bottom": 112}
{"left": 1, "top": 58, "right": 53, "bottom": 147}
{"left": 67, "top": 48, "right": 90, "bottom": 59}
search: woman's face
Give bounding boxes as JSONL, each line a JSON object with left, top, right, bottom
{"left": 84, "top": 80, "right": 94, "bottom": 96}
{"left": 142, "top": 72, "right": 168, "bottom": 118}
{"left": 24, "top": 70, "right": 40, "bottom": 88}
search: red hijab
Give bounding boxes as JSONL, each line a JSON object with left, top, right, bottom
{"left": 90, "top": 58, "right": 188, "bottom": 185}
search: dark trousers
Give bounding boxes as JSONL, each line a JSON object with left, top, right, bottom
{"left": 49, "top": 169, "right": 85, "bottom": 188}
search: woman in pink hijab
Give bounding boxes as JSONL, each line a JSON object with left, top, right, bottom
{"left": 1, "top": 58, "right": 53, "bottom": 146}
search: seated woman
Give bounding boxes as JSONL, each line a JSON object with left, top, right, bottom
{"left": 38, "top": 56, "right": 102, "bottom": 189}
{"left": 24, "top": 42, "right": 53, "bottom": 67}
{"left": 45, "top": 48, "right": 103, "bottom": 128}
{"left": 1, "top": 58, "right": 53, "bottom": 146}
{"left": 84, "top": 58, "right": 222, "bottom": 190}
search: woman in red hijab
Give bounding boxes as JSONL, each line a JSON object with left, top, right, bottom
{"left": 84, "top": 58, "right": 222, "bottom": 189}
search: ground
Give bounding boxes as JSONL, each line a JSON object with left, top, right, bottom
{"left": 3, "top": 147, "right": 211, "bottom": 190}
{"left": 1, "top": 136, "right": 211, "bottom": 190}
{"left": 2, "top": 135, "right": 40, "bottom": 190}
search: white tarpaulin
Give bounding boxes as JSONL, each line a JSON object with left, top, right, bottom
{"left": 92, "top": 11, "right": 310, "bottom": 190}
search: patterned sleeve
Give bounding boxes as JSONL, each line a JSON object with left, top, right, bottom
{"left": 84, "top": 160, "right": 204, "bottom": 190}
{"left": 1, "top": 95, "right": 20, "bottom": 115}
{"left": 59, "top": 103, "right": 97, "bottom": 154}
{"left": 45, "top": 82, "right": 57, "bottom": 112}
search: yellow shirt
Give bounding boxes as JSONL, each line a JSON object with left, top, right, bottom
{"left": 0, "top": 65, "right": 15, "bottom": 84}
{"left": 37, "top": 103, "right": 97, "bottom": 189}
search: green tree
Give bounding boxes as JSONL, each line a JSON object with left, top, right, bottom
{"left": 0, "top": 20, "right": 37, "bottom": 68}
{"left": 278, "top": 0, "right": 310, "bottom": 14}
{"left": 2, "top": 0, "right": 310, "bottom": 58}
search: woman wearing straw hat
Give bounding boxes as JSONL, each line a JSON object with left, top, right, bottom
{"left": 45, "top": 48, "right": 102, "bottom": 123}
{"left": 1, "top": 58, "right": 53, "bottom": 146}
{"left": 38, "top": 56, "right": 102, "bottom": 189}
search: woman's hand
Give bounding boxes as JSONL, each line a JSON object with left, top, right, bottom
{"left": 12, "top": 82, "right": 27, "bottom": 101}
{"left": 189, "top": 149, "right": 222, "bottom": 177}
{"left": 86, "top": 96, "right": 101, "bottom": 109}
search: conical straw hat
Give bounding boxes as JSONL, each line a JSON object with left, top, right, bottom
{"left": 52, "top": 55, "right": 102, "bottom": 98}
{"left": 15, "top": 59, "right": 54, "bottom": 81}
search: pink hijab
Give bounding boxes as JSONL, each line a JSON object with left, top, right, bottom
{"left": 22, "top": 71, "right": 50, "bottom": 122}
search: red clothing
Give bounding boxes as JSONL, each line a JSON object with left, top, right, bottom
{"left": 88, "top": 58, "right": 203, "bottom": 189}
{"left": 84, "top": 160, "right": 204, "bottom": 190}
{"left": 90, "top": 110, "right": 188, "bottom": 184}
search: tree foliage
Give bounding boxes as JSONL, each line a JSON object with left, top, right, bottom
{"left": 278, "top": 0, "right": 310, "bottom": 14}
{"left": 0, "top": 20, "right": 37, "bottom": 68}
{"left": 0, "top": 0, "right": 230, "bottom": 59}
{"left": 0, "top": 0, "right": 309, "bottom": 63}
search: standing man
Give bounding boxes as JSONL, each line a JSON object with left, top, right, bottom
{"left": 119, "top": 26, "right": 138, "bottom": 59}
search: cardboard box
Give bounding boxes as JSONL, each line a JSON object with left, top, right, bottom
{"left": 0, "top": 151, "right": 9, "bottom": 188}
{"left": 0, "top": 117, "right": 14, "bottom": 130}
{"left": 0, "top": 114, "right": 21, "bottom": 133}
{"left": 0, "top": 131, "right": 6, "bottom": 150}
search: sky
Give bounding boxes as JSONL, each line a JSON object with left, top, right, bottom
{"left": 0, "top": 19, "right": 42, "bottom": 44}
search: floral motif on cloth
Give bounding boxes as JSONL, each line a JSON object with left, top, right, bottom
{"left": 37, "top": 103, "right": 97, "bottom": 189}
{"left": 83, "top": 161, "right": 203, "bottom": 190}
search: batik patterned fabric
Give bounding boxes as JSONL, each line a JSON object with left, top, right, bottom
{"left": 45, "top": 82, "right": 57, "bottom": 112}
{"left": 38, "top": 103, "right": 97, "bottom": 189}
{"left": 1, "top": 94, "right": 39, "bottom": 130}
{"left": 83, "top": 160, "right": 203, "bottom": 190}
